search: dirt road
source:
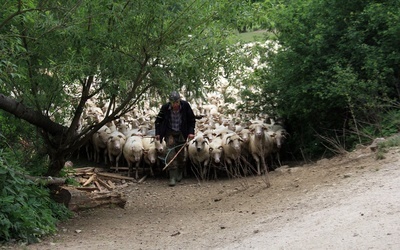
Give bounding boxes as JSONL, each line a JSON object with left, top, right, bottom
{"left": 18, "top": 147, "right": 400, "bottom": 249}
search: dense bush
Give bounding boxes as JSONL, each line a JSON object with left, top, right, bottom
{"left": 0, "top": 148, "right": 71, "bottom": 243}
{"left": 0, "top": 112, "right": 49, "bottom": 176}
{"left": 253, "top": 0, "right": 400, "bottom": 160}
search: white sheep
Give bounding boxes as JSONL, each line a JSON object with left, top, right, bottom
{"left": 92, "top": 125, "right": 112, "bottom": 164}
{"left": 117, "top": 118, "right": 131, "bottom": 136}
{"left": 202, "top": 128, "right": 215, "bottom": 142}
{"left": 188, "top": 133, "right": 210, "bottom": 180}
{"left": 221, "top": 132, "right": 243, "bottom": 177}
{"left": 106, "top": 120, "right": 117, "bottom": 132}
{"left": 248, "top": 122, "right": 272, "bottom": 183}
{"left": 106, "top": 131, "right": 126, "bottom": 171}
{"left": 269, "top": 124, "right": 288, "bottom": 168}
{"left": 214, "top": 125, "right": 234, "bottom": 139}
{"left": 142, "top": 137, "right": 160, "bottom": 176}
{"left": 208, "top": 137, "right": 224, "bottom": 180}
{"left": 123, "top": 135, "right": 144, "bottom": 179}
{"left": 236, "top": 128, "right": 253, "bottom": 174}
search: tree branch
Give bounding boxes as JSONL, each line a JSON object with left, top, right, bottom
{"left": 0, "top": 94, "right": 66, "bottom": 135}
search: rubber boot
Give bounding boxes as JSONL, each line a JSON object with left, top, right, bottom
{"left": 168, "top": 169, "right": 178, "bottom": 187}
{"left": 176, "top": 167, "right": 183, "bottom": 182}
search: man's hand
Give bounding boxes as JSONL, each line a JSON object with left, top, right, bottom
{"left": 188, "top": 134, "right": 195, "bottom": 140}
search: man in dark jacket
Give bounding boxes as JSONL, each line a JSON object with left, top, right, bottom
{"left": 155, "top": 91, "right": 196, "bottom": 186}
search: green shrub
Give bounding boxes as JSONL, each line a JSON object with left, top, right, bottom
{"left": 0, "top": 148, "right": 72, "bottom": 243}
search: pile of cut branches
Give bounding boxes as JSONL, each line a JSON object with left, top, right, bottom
{"left": 53, "top": 167, "right": 138, "bottom": 211}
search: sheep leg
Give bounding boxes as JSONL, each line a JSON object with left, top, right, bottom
{"left": 127, "top": 161, "right": 132, "bottom": 177}
{"left": 276, "top": 152, "right": 282, "bottom": 167}
{"left": 103, "top": 149, "right": 108, "bottom": 165}
{"left": 223, "top": 160, "right": 231, "bottom": 179}
{"left": 252, "top": 154, "right": 261, "bottom": 175}
{"left": 149, "top": 164, "right": 154, "bottom": 176}
{"left": 261, "top": 155, "right": 268, "bottom": 174}
{"left": 86, "top": 144, "right": 92, "bottom": 161}
{"left": 93, "top": 148, "right": 99, "bottom": 163}
{"left": 202, "top": 161, "right": 209, "bottom": 180}
{"left": 115, "top": 154, "right": 120, "bottom": 172}
{"left": 135, "top": 161, "right": 140, "bottom": 180}
{"left": 108, "top": 152, "right": 114, "bottom": 170}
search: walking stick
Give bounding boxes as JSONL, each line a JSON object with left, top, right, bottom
{"left": 162, "top": 140, "right": 190, "bottom": 171}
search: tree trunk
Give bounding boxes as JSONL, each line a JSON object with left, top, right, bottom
{"left": 46, "top": 153, "right": 66, "bottom": 177}
{"left": 0, "top": 94, "right": 66, "bottom": 136}
{"left": 51, "top": 186, "right": 127, "bottom": 211}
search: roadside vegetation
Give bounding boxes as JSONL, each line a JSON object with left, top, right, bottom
{"left": 0, "top": 146, "right": 72, "bottom": 243}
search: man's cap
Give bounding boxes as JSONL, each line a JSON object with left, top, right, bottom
{"left": 169, "top": 91, "right": 181, "bottom": 102}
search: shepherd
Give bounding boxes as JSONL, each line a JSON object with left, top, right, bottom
{"left": 155, "top": 91, "right": 196, "bottom": 186}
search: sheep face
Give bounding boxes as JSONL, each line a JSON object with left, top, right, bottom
{"left": 225, "top": 135, "right": 242, "bottom": 152}
{"left": 274, "top": 129, "right": 287, "bottom": 149}
{"left": 107, "top": 135, "right": 124, "bottom": 153}
{"left": 143, "top": 147, "right": 157, "bottom": 164}
{"left": 154, "top": 139, "right": 165, "bottom": 153}
{"left": 249, "top": 123, "right": 265, "bottom": 138}
{"left": 209, "top": 146, "right": 223, "bottom": 164}
{"left": 193, "top": 138, "right": 209, "bottom": 152}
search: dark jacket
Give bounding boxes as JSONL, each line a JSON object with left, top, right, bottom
{"left": 155, "top": 100, "right": 196, "bottom": 141}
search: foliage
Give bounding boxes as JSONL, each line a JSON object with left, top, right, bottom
{"left": 0, "top": 148, "right": 72, "bottom": 243}
{"left": 376, "top": 133, "right": 400, "bottom": 160}
{"left": 228, "top": 0, "right": 278, "bottom": 33}
{"left": 252, "top": 0, "right": 400, "bottom": 160}
{"left": 0, "top": 0, "right": 242, "bottom": 176}
{"left": 0, "top": 111, "right": 49, "bottom": 176}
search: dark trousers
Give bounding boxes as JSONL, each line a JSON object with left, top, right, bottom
{"left": 165, "top": 131, "right": 185, "bottom": 170}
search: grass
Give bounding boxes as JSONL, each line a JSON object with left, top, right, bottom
{"left": 236, "top": 30, "right": 270, "bottom": 43}
{"left": 376, "top": 133, "right": 400, "bottom": 160}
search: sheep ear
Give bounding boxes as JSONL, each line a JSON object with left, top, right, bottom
{"left": 225, "top": 136, "right": 231, "bottom": 144}
{"left": 192, "top": 140, "right": 196, "bottom": 144}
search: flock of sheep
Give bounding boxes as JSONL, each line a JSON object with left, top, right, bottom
{"left": 72, "top": 42, "right": 284, "bottom": 183}
{"left": 77, "top": 90, "right": 288, "bottom": 185}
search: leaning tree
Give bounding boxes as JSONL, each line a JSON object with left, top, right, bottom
{"left": 0, "top": 0, "right": 242, "bottom": 176}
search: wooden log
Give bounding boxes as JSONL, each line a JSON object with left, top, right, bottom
{"left": 78, "top": 171, "right": 97, "bottom": 176}
{"left": 25, "top": 175, "right": 66, "bottom": 186}
{"left": 110, "top": 167, "right": 129, "bottom": 171}
{"left": 94, "top": 181, "right": 103, "bottom": 191}
{"left": 83, "top": 174, "right": 96, "bottom": 186}
{"left": 97, "top": 178, "right": 113, "bottom": 191}
{"left": 97, "top": 172, "right": 136, "bottom": 181}
{"left": 107, "top": 180, "right": 116, "bottom": 189}
{"left": 55, "top": 186, "right": 127, "bottom": 211}
{"left": 78, "top": 177, "right": 88, "bottom": 184}
{"left": 76, "top": 187, "right": 98, "bottom": 192}
{"left": 137, "top": 175, "right": 148, "bottom": 184}
{"left": 75, "top": 167, "right": 95, "bottom": 173}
